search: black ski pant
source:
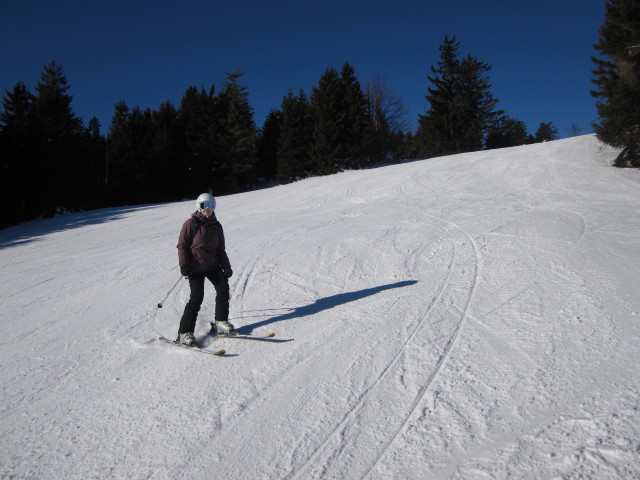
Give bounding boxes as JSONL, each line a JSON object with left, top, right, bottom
{"left": 178, "top": 270, "right": 230, "bottom": 334}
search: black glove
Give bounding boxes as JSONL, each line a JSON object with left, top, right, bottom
{"left": 222, "top": 268, "right": 233, "bottom": 278}
{"left": 180, "top": 265, "right": 191, "bottom": 277}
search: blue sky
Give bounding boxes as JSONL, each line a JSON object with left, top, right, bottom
{"left": 1, "top": 0, "right": 605, "bottom": 138}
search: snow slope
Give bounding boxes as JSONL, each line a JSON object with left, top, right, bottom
{"left": 1, "top": 135, "right": 639, "bottom": 479}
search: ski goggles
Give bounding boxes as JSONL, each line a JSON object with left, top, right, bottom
{"left": 199, "top": 201, "right": 216, "bottom": 210}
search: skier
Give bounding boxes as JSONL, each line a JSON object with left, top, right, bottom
{"left": 176, "top": 193, "right": 236, "bottom": 346}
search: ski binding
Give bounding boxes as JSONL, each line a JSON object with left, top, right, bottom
{"left": 159, "top": 337, "right": 227, "bottom": 356}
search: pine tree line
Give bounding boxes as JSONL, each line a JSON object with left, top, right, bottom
{"left": 412, "top": 36, "right": 558, "bottom": 158}
{"left": 5, "top": 1, "right": 636, "bottom": 230}
{"left": 2, "top": 38, "right": 564, "bottom": 228}
{"left": 265, "top": 63, "right": 409, "bottom": 184}
{"left": 106, "top": 72, "right": 259, "bottom": 205}
{"left": 591, "top": 0, "right": 640, "bottom": 167}
{"left": 0, "top": 62, "right": 106, "bottom": 227}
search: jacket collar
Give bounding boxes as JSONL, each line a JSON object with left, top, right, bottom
{"left": 193, "top": 211, "right": 218, "bottom": 223}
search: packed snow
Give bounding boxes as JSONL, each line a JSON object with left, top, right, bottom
{"left": 1, "top": 135, "right": 639, "bottom": 479}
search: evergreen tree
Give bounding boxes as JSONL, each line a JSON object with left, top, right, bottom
{"left": 416, "top": 36, "right": 461, "bottom": 157}
{"left": 216, "top": 72, "right": 258, "bottom": 192}
{"left": 257, "top": 108, "right": 282, "bottom": 182}
{"left": 311, "top": 67, "right": 344, "bottom": 174}
{"left": 31, "top": 61, "right": 86, "bottom": 215}
{"left": 592, "top": 0, "right": 640, "bottom": 167}
{"left": 150, "top": 101, "right": 185, "bottom": 201}
{"left": 417, "top": 36, "right": 502, "bottom": 157}
{"left": 106, "top": 102, "right": 156, "bottom": 204}
{"left": 455, "top": 55, "right": 502, "bottom": 152}
{"left": 485, "top": 116, "right": 532, "bottom": 149}
{"left": 534, "top": 122, "right": 559, "bottom": 142}
{"left": 0, "top": 81, "right": 35, "bottom": 226}
{"left": 105, "top": 100, "right": 129, "bottom": 202}
{"left": 179, "top": 85, "right": 223, "bottom": 194}
{"left": 33, "top": 61, "right": 83, "bottom": 140}
{"left": 0, "top": 81, "right": 33, "bottom": 143}
{"left": 340, "top": 62, "right": 373, "bottom": 168}
{"left": 82, "top": 117, "right": 107, "bottom": 208}
{"left": 128, "top": 106, "right": 156, "bottom": 203}
{"left": 278, "top": 88, "right": 313, "bottom": 183}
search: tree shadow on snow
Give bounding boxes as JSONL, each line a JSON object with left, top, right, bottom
{"left": 237, "top": 280, "right": 418, "bottom": 335}
{"left": 0, "top": 203, "right": 168, "bottom": 250}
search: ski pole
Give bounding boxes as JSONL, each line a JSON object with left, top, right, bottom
{"left": 157, "top": 275, "right": 184, "bottom": 308}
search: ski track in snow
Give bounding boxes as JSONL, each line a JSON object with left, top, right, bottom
{"left": 359, "top": 217, "right": 481, "bottom": 480}
{"left": 2, "top": 136, "right": 640, "bottom": 480}
{"left": 288, "top": 220, "right": 465, "bottom": 480}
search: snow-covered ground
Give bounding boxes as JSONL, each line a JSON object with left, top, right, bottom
{"left": 1, "top": 135, "right": 639, "bottom": 479}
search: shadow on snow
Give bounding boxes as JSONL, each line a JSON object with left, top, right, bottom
{"left": 0, "top": 203, "right": 169, "bottom": 250}
{"left": 237, "top": 280, "right": 418, "bottom": 334}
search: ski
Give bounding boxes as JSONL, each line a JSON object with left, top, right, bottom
{"left": 211, "top": 332, "right": 292, "bottom": 343}
{"left": 224, "top": 332, "right": 276, "bottom": 339}
{"left": 209, "top": 322, "right": 277, "bottom": 341}
{"left": 158, "top": 337, "right": 227, "bottom": 356}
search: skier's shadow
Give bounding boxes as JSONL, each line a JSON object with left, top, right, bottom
{"left": 237, "top": 280, "right": 418, "bottom": 334}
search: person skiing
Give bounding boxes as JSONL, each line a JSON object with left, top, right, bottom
{"left": 176, "top": 193, "right": 236, "bottom": 346}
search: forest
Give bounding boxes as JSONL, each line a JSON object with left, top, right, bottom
{"left": 2, "top": 0, "right": 638, "bottom": 229}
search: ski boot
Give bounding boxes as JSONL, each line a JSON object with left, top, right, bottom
{"left": 209, "top": 321, "right": 238, "bottom": 336}
{"left": 177, "top": 332, "right": 197, "bottom": 347}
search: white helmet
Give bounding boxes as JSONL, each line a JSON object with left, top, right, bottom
{"left": 196, "top": 193, "right": 216, "bottom": 210}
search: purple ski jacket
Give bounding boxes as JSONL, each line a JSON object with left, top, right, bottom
{"left": 177, "top": 211, "right": 232, "bottom": 274}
